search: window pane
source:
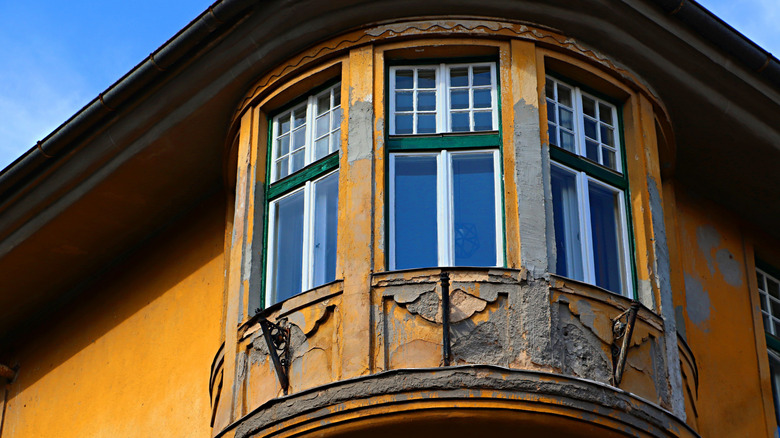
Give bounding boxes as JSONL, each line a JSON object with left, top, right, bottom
{"left": 312, "top": 172, "right": 339, "bottom": 287}
{"left": 417, "top": 114, "right": 436, "bottom": 133}
{"left": 451, "top": 90, "right": 469, "bottom": 109}
{"left": 277, "top": 157, "right": 289, "bottom": 179}
{"left": 473, "top": 89, "right": 492, "bottom": 108}
{"left": 601, "top": 125, "right": 615, "bottom": 146}
{"left": 582, "top": 96, "right": 596, "bottom": 117}
{"left": 473, "top": 66, "right": 491, "bottom": 86}
{"left": 603, "top": 148, "right": 616, "bottom": 170}
{"left": 396, "top": 92, "right": 413, "bottom": 111}
{"left": 451, "top": 68, "right": 469, "bottom": 87}
{"left": 278, "top": 135, "right": 290, "bottom": 156}
{"left": 560, "top": 131, "right": 575, "bottom": 153}
{"left": 551, "top": 165, "right": 583, "bottom": 281}
{"left": 599, "top": 103, "right": 612, "bottom": 124}
{"left": 332, "top": 107, "right": 342, "bottom": 130}
{"left": 452, "top": 153, "right": 497, "bottom": 266}
{"left": 547, "top": 100, "right": 557, "bottom": 123}
{"left": 474, "top": 112, "right": 493, "bottom": 131}
{"left": 291, "top": 149, "right": 305, "bottom": 173}
{"left": 584, "top": 118, "right": 598, "bottom": 140}
{"left": 586, "top": 140, "right": 599, "bottom": 162}
{"left": 770, "top": 278, "right": 780, "bottom": 299}
{"left": 394, "top": 156, "right": 438, "bottom": 269}
{"left": 418, "top": 92, "right": 436, "bottom": 111}
{"left": 396, "top": 114, "right": 413, "bottom": 134}
{"left": 314, "top": 137, "right": 329, "bottom": 161}
{"left": 317, "top": 94, "right": 330, "bottom": 115}
{"left": 588, "top": 183, "right": 623, "bottom": 294}
{"left": 279, "top": 113, "right": 291, "bottom": 135}
{"left": 396, "top": 70, "right": 413, "bottom": 89}
{"left": 293, "top": 128, "right": 306, "bottom": 150}
{"left": 293, "top": 108, "right": 306, "bottom": 128}
{"left": 418, "top": 69, "right": 436, "bottom": 88}
{"left": 316, "top": 114, "right": 330, "bottom": 138}
{"left": 271, "top": 191, "right": 305, "bottom": 303}
{"left": 545, "top": 79, "right": 555, "bottom": 101}
{"left": 557, "top": 84, "right": 572, "bottom": 107}
{"left": 559, "top": 108, "right": 573, "bottom": 130}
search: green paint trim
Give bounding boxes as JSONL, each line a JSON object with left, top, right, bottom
{"left": 617, "top": 106, "right": 638, "bottom": 300}
{"left": 260, "top": 119, "right": 274, "bottom": 311}
{"left": 388, "top": 133, "right": 500, "bottom": 151}
{"left": 767, "top": 333, "right": 780, "bottom": 353}
{"left": 267, "top": 153, "right": 339, "bottom": 199}
{"left": 550, "top": 146, "right": 626, "bottom": 189}
{"left": 757, "top": 258, "right": 780, "bottom": 282}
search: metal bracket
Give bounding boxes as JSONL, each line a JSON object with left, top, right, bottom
{"left": 258, "top": 317, "right": 290, "bottom": 393}
{"left": 440, "top": 271, "right": 452, "bottom": 366}
{"left": 611, "top": 301, "right": 640, "bottom": 386}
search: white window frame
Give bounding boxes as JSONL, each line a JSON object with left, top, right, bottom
{"left": 388, "top": 149, "right": 504, "bottom": 269}
{"left": 551, "top": 161, "right": 633, "bottom": 296}
{"left": 758, "top": 268, "right": 780, "bottom": 336}
{"left": 270, "top": 82, "right": 341, "bottom": 183}
{"left": 389, "top": 63, "right": 499, "bottom": 135}
{"left": 265, "top": 169, "right": 339, "bottom": 305}
{"left": 546, "top": 76, "right": 622, "bottom": 173}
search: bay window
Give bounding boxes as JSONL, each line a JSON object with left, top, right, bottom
{"left": 265, "top": 82, "right": 342, "bottom": 304}
{"left": 546, "top": 75, "right": 633, "bottom": 296}
{"left": 388, "top": 61, "right": 503, "bottom": 270}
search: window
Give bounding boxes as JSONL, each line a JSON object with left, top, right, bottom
{"left": 388, "top": 61, "right": 503, "bottom": 270}
{"left": 757, "top": 264, "right": 780, "bottom": 432}
{"left": 546, "top": 75, "right": 633, "bottom": 296}
{"left": 265, "top": 82, "right": 342, "bottom": 304}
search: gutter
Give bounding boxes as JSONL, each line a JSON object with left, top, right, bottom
{"left": 1, "top": 0, "right": 778, "bottom": 204}
{"left": 0, "top": 0, "right": 256, "bottom": 205}
{"left": 649, "top": 0, "right": 780, "bottom": 84}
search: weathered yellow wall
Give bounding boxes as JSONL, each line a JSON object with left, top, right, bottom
{"left": 1, "top": 193, "right": 226, "bottom": 438}
{"left": 671, "top": 187, "right": 774, "bottom": 437}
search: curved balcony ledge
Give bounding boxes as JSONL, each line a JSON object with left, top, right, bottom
{"left": 222, "top": 366, "right": 697, "bottom": 438}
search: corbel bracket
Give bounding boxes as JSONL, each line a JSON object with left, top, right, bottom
{"left": 258, "top": 317, "right": 290, "bottom": 393}
{"left": 611, "top": 301, "right": 640, "bottom": 386}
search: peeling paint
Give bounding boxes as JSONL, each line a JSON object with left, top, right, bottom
{"left": 696, "top": 225, "right": 720, "bottom": 276}
{"left": 347, "top": 99, "right": 373, "bottom": 163}
{"left": 715, "top": 248, "right": 743, "bottom": 287}
{"left": 684, "top": 273, "right": 711, "bottom": 331}
{"left": 675, "top": 305, "right": 687, "bottom": 341}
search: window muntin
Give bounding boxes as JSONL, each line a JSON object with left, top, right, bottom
{"left": 546, "top": 76, "right": 621, "bottom": 173}
{"left": 758, "top": 268, "right": 780, "bottom": 336}
{"left": 389, "top": 63, "right": 498, "bottom": 135}
{"left": 389, "top": 150, "right": 503, "bottom": 270}
{"left": 266, "top": 170, "right": 339, "bottom": 304}
{"left": 271, "top": 83, "right": 341, "bottom": 182}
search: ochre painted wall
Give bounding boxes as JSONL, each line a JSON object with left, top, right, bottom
{"left": 671, "top": 187, "right": 774, "bottom": 437}
{"left": 1, "top": 193, "right": 226, "bottom": 438}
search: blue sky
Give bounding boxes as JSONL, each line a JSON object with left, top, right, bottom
{"left": 0, "top": 0, "right": 778, "bottom": 171}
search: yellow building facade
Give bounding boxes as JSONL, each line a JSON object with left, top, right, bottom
{"left": 1, "top": 2, "right": 779, "bottom": 437}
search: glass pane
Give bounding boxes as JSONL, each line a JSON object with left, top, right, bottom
{"left": 603, "top": 148, "right": 616, "bottom": 170}
{"left": 559, "top": 108, "right": 573, "bottom": 130}
{"left": 395, "top": 70, "right": 413, "bottom": 89}
{"left": 758, "top": 272, "right": 766, "bottom": 291}
{"left": 770, "top": 279, "right": 780, "bottom": 299}
{"left": 772, "top": 299, "right": 780, "bottom": 318}
{"left": 774, "top": 319, "right": 780, "bottom": 336}
{"left": 395, "top": 92, "right": 413, "bottom": 112}
{"left": 291, "top": 149, "right": 305, "bottom": 173}
{"left": 332, "top": 130, "right": 341, "bottom": 152}
{"left": 551, "top": 165, "right": 583, "bottom": 280}
{"left": 278, "top": 134, "right": 290, "bottom": 156}
{"left": 761, "top": 296, "right": 768, "bottom": 312}
{"left": 601, "top": 125, "right": 615, "bottom": 146}
{"left": 279, "top": 114, "right": 291, "bottom": 134}
{"left": 582, "top": 96, "right": 596, "bottom": 117}
{"left": 584, "top": 118, "right": 598, "bottom": 140}
{"left": 473, "top": 66, "right": 491, "bottom": 86}
{"left": 548, "top": 125, "right": 558, "bottom": 147}
{"left": 332, "top": 107, "right": 342, "bottom": 130}
{"left": 452, "top": 153, "right": 497, "bottom": 266}
{"left": 451, "top": 90, "right": 469, "bottom": 109}
{"left": 276, "top": 157, "right": 289, "bottom": 179}
{"left": 473, "top": 89, "right": 492, "bottom": 108}
{"left": 451, "top": 68, "right": 469, "bottom": 87}
{"left": 599, "top": 103, "right": 612, "bottom": 124}
{"left": 333, "top": 87, "right": 341, "bottom": 107}
{"left": 586, "top": 140, "right": 599, "bottom": 162}
{"left": 417, "top": 114, "right": 436, "bottom": 134}
{"left": 560, "top": 131, "right": 575, "bottom": 153}
{"left": 558, "top": 85, "right": 572, "bottom": 107}
{"left": 312, "top": 172, "right": 339, "bottom": 287}
{"left": 418, "top": 69, "right": 436, "bottom": 88}
{"left": 293, "top": 128, "right": 306, "bottom": 151}
{"left": 314, "top": 137, "right": 329, "bottom": 161}
{"left": 316, "top": 114, "right": 330, "bottom": 138}
{"left": 317, "top": 94, "right": 330, "bottom": 115}
{"left": 418, "top": 91, "right": 436, "bottom": 111}
{"left": 293, "top": 108, "right": 306, "bottom": 128}
{"left": 394, "top": 155, "right": 438, "bottom": 269}
{"left": 395, "top": 114, "right": 413, "bottom": 134}
{"left": 547, "top": 100, "right": 557, "bottom": 123}
{"left": 588, "top": 183, "right": 623, "bottom": 294}
{"left": 271, "top": 191, "right": 305, "bottom": 303}
{"left": 545, "top": 79, "right": 555, "bottom": 100}
{"left": 474, "top": 112, "right": 493, "bottom": 131}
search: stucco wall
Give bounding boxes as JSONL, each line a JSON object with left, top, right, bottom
{"left": 1, "top": 194, "right": 226, "bottom": 438}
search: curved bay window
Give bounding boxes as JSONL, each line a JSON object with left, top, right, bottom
{"left": 265, "top": 82, "right": 342, "bottom": 304}
{"left": 546, "top": 75, "right": 634, "bottom": 296}
{"left": 387, "top": 61, "right": 504, "bottom": 270}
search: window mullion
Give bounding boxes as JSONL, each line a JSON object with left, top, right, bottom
{"left": 437, "top": 150, "right": 450, "bottom": 266}
{"left": 617, "top": 188, "right": 632, "bottom": 297}
{"left": 579, "top": 173, "right": 595, "bottom": 285}
{"left": 301, "top": 181, "right": 313, "bottom": 291}
{"left": 389, "top": 68, "right": 396, "bottom": 135}
{"left": 492, "top": 150, "right": 503, "bottom": 266}
{"left": 438, "top": 64, "right": 447, "bottom": 133}
{"left": 306, "top": 96, "right": 315, "bottom": 166}
{"left": 574, "top": 88, "right": 585, "bottom": 157}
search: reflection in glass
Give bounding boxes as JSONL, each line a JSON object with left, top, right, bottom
{"left": 396, "top": 70, "right": 413, "bottom": 89}
{"left": 271, "top": 191, "right": 305, "bottom": 303}
{"left": 551, "top": 165, "right": 583, "bottom": 281}
{"left": 588, "top": 183, "right": 623, "bottom": 294}
{"left": 473, "top": 66, "right": 491, "bottom": 86}
{"left": 474, "top": 112, "right": 493, "bottom": 131}
{"left": 394, "top": 156, "right": 438, "bottom": 269}
{"left": 312, "top": 172, "right": 339, "bottom": 288}
{"left": 418, "top": 69, "right": 436, "bottom": 88}
{"left": 418, "top": 114, "right": 436, "bottom": 133}
{"left": 452, "top": 153, "right": 496, "bottom": 266}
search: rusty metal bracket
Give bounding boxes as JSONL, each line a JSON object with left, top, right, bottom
{"left": 440, "top": 271, "right": 452, "bottom": 366}
{"left": 611, "top": 301, "right": 640, "bottom": 386}
{"left": 259, "top": 317, "right": 290, "bottom": 393}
